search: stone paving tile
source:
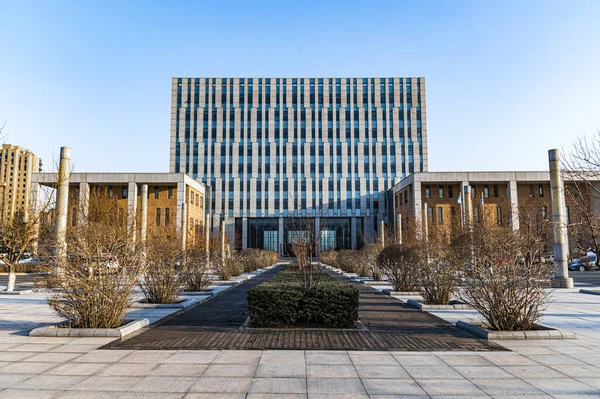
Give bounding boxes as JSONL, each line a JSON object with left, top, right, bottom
{"left": 166, "top": 350, "right": 220, "bottom": 364}
{"left": 98, "top": 362, "right": 159, "bottom": 376}
{"left": 6, "top": 343, "right": 61, "bottom": 352}
{"left": 130, "top": 376, "right": 198, "bottom": 392}
{"left": 576, "top": 354, "right": 600, "bottom": 366}
{"left": 70, "top": 375, "right": 144, "bottom": 391}
{"left": 470, "top": 378, "right": 545, "bottom": 395}
{"left": 260, "top": 350, "right": 306, "bottom": 365}
{"left": 480, "top": 353, "right": 539, "bottom": 366}
{"left": 361, "top": 379, "right": 426, "bottom": 395}
{"left": 0, "top": 361, "right": 59, "bottom": 374}
{"left": 550, "top": 364, "right": 600, "bottom": 378}
{"left": 43, "top": 362, "right": 110, "bottom": 376}
{"left": 183, "top": 394, "right": 245, "bottom": 399}
{"left": 212, "top": 350, "right": 262, "bottom": 364}
{"left": 501, "top": 364, "right": 567, "bottom": 378}
{"left": 0, "top": 344, "right": 18, "bottom": 351}
{"left": 203, "top": 363, "right": 257, "bottom": 377}
{"left": 0, "top": 373, "right": 32, "bottom": 389}
{"left": 306, "top": 364, "right": 358, "bottom": 378}
{"left": 49, "top": 344, "right": 106, "bottom": 353}
{"left": 391, "top": 354, "right": 445, "bottom": 366}
{"left": 56, "top": 391, "right": 121, "bottom": 398}
{"left": 119, "top": 350, "right": 176, "bottom": 363}
{"left": 16, "top": 375, "right": 88, "bottom": 390}
{"left": 369, "top": 395, "right": 427, "bottom": 399}
{"left": 120, "top": 393, "right": 184, "bottom": 399}
{"left": 22, "top": 352, "right": 81, "bottom": 363}
{"left": 246, "top": 395, "right": 307, "bottom": 399}
{"left": 348, "top": 351, "right": 399, "bottom": 365}
{"left": 527, "top": 354, "right": 586, "bottom": 365}
{"left": 354, "top": 365, "right": 410, "bottom": 379}
{"left": 0, "top": 352, "right": 37, "bottom": 362}
{"left": 490, "top": 395, "right": 552, "bottom": 399}
{"left": 248, "top": 378, "right": 307, "bottom": 394}
{"left": 438, "top": 354, "right": 495, "bottom": 366}
{"left": 72, "top": 350, "right": 133, "bottom": 363}
{"left": 0, "top": 389, "right": 59, "bottom": 399}
{"left": 305, "top": 351, "right": 351, "bottom": 365}
{"left": 307, "top": 378, "right": 366, "bottom": 395}
{"left": 552, "top": 345, "right": 597, "bottom": 355}
{"left": 149, "top": 363, "right": 208, "bottom": 377}
{"left": 189, "top": 377, "right": 253, "bottom": 393}
{"left": 416, "top": 378, "right": 486, "bottom": 396}
{"left": 404, "top": 365, "right": 464, "bottom": 379}
{"left": 524, "top": 377, "right": 600, "bottom": 396}
{"left": 255, "top": 363, "right": 306, "bottom": 378}
{"left": 453, "top": 365, "right": 515, "bottom": 379}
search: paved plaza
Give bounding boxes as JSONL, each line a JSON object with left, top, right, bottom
{"left": 1, "top": 266, "right": 600, "bottom": 397}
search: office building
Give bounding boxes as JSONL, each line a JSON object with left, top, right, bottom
{"left": 170, "top": 77, "right": 427, "bottom": 251}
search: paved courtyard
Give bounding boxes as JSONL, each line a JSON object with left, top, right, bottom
{"left": 1, "top": 266, "right": 600, "bottom": 397}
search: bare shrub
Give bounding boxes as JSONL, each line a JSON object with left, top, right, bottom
{"left": 319, "top": 251, "right": 338, "bottom": 268}
{"left": 43, "top": 188, "right": 143, "bottom": 328}
{"left": 459, "top": 222, "right": 555, "bottom": 331}
{"left": 417, "top": 225, "right": 466, "bottom": 305}
{"left": 139, "top": 228, "right": 182, "bottom": 304}
{"left": 238, "top": 248, "right": 278, "bottom": 272}
{"left": 358, "top": 243, "right": 383, "bottom": 280}
{"left": 181, "top": 247, "right": 212, "bottom": 291}
{"left": 336, "top": 249, "right": 359, "bottom": 273}
{"left": 377, "top": 244, "right": 420, "bottom": 291}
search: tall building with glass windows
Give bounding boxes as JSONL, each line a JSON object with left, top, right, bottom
{"left": 170, "top": 77, "right": 427, "bottom": 252}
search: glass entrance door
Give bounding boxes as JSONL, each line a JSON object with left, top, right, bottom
{"left": 320, "top": 230, "right": 336, "bottom": 252}
{"left": 263, "top": 230, "right": 278, "bottom": 252}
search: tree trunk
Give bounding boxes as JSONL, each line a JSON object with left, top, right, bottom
{"left": 6, "top": 266, "right": 16, "bottom": 292}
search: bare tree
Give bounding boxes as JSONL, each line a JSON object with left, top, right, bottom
{"left": 563, "top": 131, "right": 600, "bottom": 267}
{"left": 286, "top": 216, "right": 325, "bottom": 293}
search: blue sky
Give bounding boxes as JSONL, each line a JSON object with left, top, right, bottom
{"left": 1, "top": 0, "right": 599, "bottom": 173}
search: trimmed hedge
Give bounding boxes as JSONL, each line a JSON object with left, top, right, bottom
{"left": 247, "top": 272, "right": 359, "bottom": 328}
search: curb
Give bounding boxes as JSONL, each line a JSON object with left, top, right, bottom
{"left": 382, "top": 290, "right": 422, "bottom": 296}
{"left": 30, "top": 319, "right": 150, "bottom": 338}
{"left": 407, "top": 298, "right": 471, "bottom": 310}
{"left": 579, "top": 289, "right": 600, "bottom": 296}
{"left": 456, "top": 320, "right": 577, "bottom": 340}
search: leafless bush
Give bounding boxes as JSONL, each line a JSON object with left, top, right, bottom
{"left": 238, "top": 248, "right": 278, "bottom": 272}
{"left": 336, "top": 249, "right": 360, "bottom": 273}
{"left": 181, "top": 247, "right": 212, "bottom": 291}
{"left": 139, "top": 228, "right": 182, "bottom": 304}
{"left": 417, "top": 225, "right": 466, "bottom": 305}
{"left": 377, "top": 244, "right": 420, "bottom": 291}
{"left": 319, "top": 251, "right": 338, "bottom": 268}
{"left": 43, "top": 188, "right": 144, "bottom": 328}
{"left": 358, "top": 243, "right": 383, "bottom": 280}
{"left": 459, "top": 222, "right": 555, "bottom": 331}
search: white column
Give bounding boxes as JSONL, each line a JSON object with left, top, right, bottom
{"left": 422, "top": 202, "right": 428, "bottom": 242}
{"left": 54, "top": 147, "right": 70, "bottom": 265}
{"left": 181, "top": 202, "right": 187, "bottom": 251}
{"left": 140, "top": 184, "right": 148, "bottom": 244}
{"left": 463, "top": 183, "right": 473, "bottom": 232}
{"left": 127, "top": 181, "right": 137, "bottom": 239}
{"left": 549, "top": 149, "right": 573, "bottom": 288}
{"left": 396, "top": 213, "right": 402, "bottom": 245}
{"left": 78, "top": 182, "right": 90, "bottom": 227}
{"left": 242, "top": 217, "right": 248, "bottom": 249}
{"left": 508, "top": 180, "right": 520, "bottom": 230}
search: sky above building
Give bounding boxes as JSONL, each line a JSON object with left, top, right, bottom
{"left": 1, "top": 0, "right": 599, "bottom": 173}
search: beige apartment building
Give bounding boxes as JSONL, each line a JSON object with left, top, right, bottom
{"left": 0, "top": 144, "right": 43, "bottom": 223}
{"left": 32, "top": 173, "right": 208, "bottom": 247}
{"left": 391, "top": 171, "right": 599, "bottom": 256}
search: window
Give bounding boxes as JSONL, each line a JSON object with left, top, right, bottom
{"left": 448, "top": 185, "right": 453, "bottom": 198}
{"left": 530, "top": 184, "right": 535, "bottom": 198}
{"left": 539, "top": 184, "right": 544, "bottom": 197}
{"left": 439, "top": 185, "right": 444, "bottom": 198}
{"left": 493, "top": 184, "right": 499, "bottom": 198}
{"left": 437, "top": 207, "right": 443, "bottom": 224}
{"left": 108, "top": 186, "right": 113, "bottom": 197}
{"left": 190, "top": 192, "right": 194, "bottom": 203}
{"left": 165, "top": 208, "right": 170, "bottom": 225}
{"left": 190, "top": 217, "right": 194, "bottom": 230}
{"left": 425, "top": 185, "right": 430, "bottom": 199}
{"left": 484, "top": 185, "right": 489, "bottom": 198}
{"left": 156, "top": 208, "right": 161, "bottom": 226}
{"left": 427, "top": 207, "right": 433, "bottom": 223}
{"left": 196, "top": 194, "right": 199, "bottom": 206}
{"left": 154, "top": 187, "right": 159, "bottom": 199}
{"left": 404, "top": 191, "right": 408, "bottom": 203}
{"left": 122, "top": 187, "right": 127, "bottom": 198}
{"left": 168, "top": 187, "right": 173, "bottom": 199}
{"left": 496, "top": 206, "right": 502, "bottom": 225}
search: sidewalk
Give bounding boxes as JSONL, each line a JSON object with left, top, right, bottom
{"left": 1, "top": 283, "right": 600, "bottom": 397}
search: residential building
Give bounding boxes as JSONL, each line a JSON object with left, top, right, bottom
{"left": 170, "top": 77, "right": 428, "bottom": 251}
{"left": 0, "top": 144, "right": 43, "bottom": 222}
{"left": 32, "top": 173, "right": 207, "bottom": 246}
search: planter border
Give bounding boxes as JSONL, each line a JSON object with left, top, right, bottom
{"left": 407, "top": 298, "right": 471, "bottom": 310}
{"left": 579, "top": 289, "right": 600, "bottom": 296}
{"left": 130, "top": 297, "right": 203, "bottom": 309}
{"left": 383, "top": 290, "right": 422, "bottom": 296}
{"left": 30, "top": 319, "right": 150, "bottom": 338}
{"left": 0, "top": 289, "right": 34, "bottom": 295}
{"left": 456, "top": 320, "right": 576, "bottom": 340}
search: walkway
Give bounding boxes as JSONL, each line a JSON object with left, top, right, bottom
{"left": 108, "top": 265, "right": 500, "bottom": 351}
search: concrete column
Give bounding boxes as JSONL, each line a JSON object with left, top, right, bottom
{"left": 221, "top": 219, "right": 226, "bottom": 260}
{"left": 278, "top": 216, "right": 284, "bottom": 255}
{"left": 463, "top": 184, "right": 473, "bottom": 232}
{"left": 396, "top": 213, "right": 402, "bottom": 245}
{"left": 78, "top": 182, "right": 90, "bottom": 227}
{"left": 508, "top": 180, "right": 520, "bottom": 230}
{"left": 315, "top": 217, "right": 321, "bottom": 255}
{"left": 549, "top": 149, "right": 573, "bottom": 288}
{"left": 242, "top": 217, "right": 248, "bottom": 249}
{"left": 30, "top": 181, "right": 42, "bottom": 256}
{"left": 380, "top": 219, "right": 385, "bottom": 245}
{"left": 181, "top": 202, "right": 187, "bottom": 251}
{"left": 127, "top": 181, "right": 137, "bottom": 239}
{"left": 422, "top": 202, "right": 428, "bottom": 242}
{"left": 351, "top": 216, "right": 357, "bottom": 249}
{"left": 54, "top": 147, "right": 70, "bottom": 264}
{"left": 205, "top": 213, "right": 211, "bottom": 251}
{"left": 413, "top": 180, "right": 423, "bottom": 239}
{"left": 140, "top": 184, "right": 148, "bottom": 244}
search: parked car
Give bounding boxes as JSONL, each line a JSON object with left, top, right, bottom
{"left": 568, "top": 252, "right": 599, "bottom": 271}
